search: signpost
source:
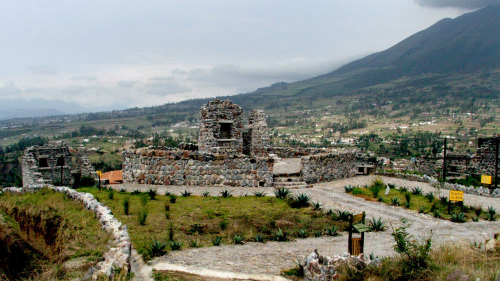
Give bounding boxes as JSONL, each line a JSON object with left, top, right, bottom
{"left": 97, "top": 170, "right": 102, "bottom": 189}
{"left": 481, "top": 175, "right": 492, "bottom": 185}
{"left": 448, "top": 190, "right": 464, "bottom": 213}
{"left": 348, "top": 212, "right": 368, "bottom": 255}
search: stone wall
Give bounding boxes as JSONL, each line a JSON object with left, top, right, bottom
{"left": 270, "top": 147, "right": 327, "bottom": 158}
{"left": 22, "top": 144, "right": 73, "bottom": 186}
{"left": 122, "top": 149, "right": 274, "bottom": 187}
{"left": 246, "top": 110, "right": 270, "bottom": 157}
{"left": 75, "top": 148, "right": 97, "bottom": 178}
{"left": 1, "top": 185, "right": 132, "bottom": 280}
{"left": 301, "top": 152, "right": 359, "bottom": 184}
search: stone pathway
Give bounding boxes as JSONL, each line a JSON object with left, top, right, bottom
{"left": 113, "top": 176, "right": 500, "bottom": 280}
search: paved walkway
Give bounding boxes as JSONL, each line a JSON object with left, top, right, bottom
{"left": 114, "top": 176, "right": 500, "bottom": 280}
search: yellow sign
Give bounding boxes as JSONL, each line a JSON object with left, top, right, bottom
{"left": 353, "top": 213, "right": 364, "bottom": 223}
{"left": 449, "top": 190, "right": 464, "bottom": 202}
{"left": 97, "top": 171, "right": 102, "bottom": 178}
{"left": 481, "top": 175, "right": 492, "bottom": 185}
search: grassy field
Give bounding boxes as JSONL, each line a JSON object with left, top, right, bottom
{"left": 345, "top": 179, "right": 496, "bottom": 222}
{"left": 79, "top": 187, "right": 347, "bottom": 260}
{"left": 0, "top": 188, "right": 110, "bottom": 280}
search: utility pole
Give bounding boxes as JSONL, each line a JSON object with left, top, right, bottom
{"left": 443, "top": 137, "right": 447, "bottom": 183}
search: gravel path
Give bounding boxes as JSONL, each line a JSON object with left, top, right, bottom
{"left": 114, "top": 176, "right": 500, "bottom": 278}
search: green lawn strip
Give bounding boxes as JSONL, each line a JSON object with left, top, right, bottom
{"left": 0, "top": 188, "right": 110, "bottom": 280}
{"left": 80, "top": 187, "right": 346, "bottom": 260}
{"left": 349, "top": 186, "right": 482, "bottom": 221}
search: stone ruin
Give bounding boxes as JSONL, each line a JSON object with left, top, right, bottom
{"left": 122, "top": 99, "right": 374, "bottom": 187}
{"left": 22, "top": 143, "right": 96, "bottom": 187}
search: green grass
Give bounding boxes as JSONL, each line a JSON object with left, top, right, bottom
{"left": 0, "top": 188, "right": 110, "bottom": 280}
{"left": 348, "top": 186, "right": 484, "bottom": 222}
{"left": 80, "top": 187, "right": 346, "bottom": 260}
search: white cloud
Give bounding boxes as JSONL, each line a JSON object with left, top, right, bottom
{"left": 415, "top": 0, "right": 500, "bottom": 9}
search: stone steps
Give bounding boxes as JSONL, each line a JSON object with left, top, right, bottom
{"left": 273, "top": 175, "right": 310, "bottom": 189}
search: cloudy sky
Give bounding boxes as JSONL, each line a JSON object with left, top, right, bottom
{"left": 0, "top": 0, "right": 497, "bottom": 118}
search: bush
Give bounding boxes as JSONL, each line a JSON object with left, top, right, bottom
{"left": 254, "top": 234, "right": 265, "bottom": 243}
{"left": 123, "top": 197, "right": 130, "bottom": 215}
{"left": 189, "top": 240, "right": 201, "bottom": 248}
{"left": 219, "top": 220, "right": 228, "bottom": 230}
{"left": 138, "top": 210, "right": 147, "bottom": 225}
{"left": 164, "top": 203, "right": 170, "bottom": 212}
{"left": 378, "top": 197, "right": 384, "bottom": 202}
{"left": 411, "top": 187, "right": 423, "bottom": 195}
{"left": 289, "top": 193, "right": 311, "bottom": 208}
{"left": 474, "top": 205, "right": 483, "bottom": 217}
{"left": 233, "top": 234, "right": 244, "bottom": 244}
{"left": 418, "top": 206, "right": 425, "bottom": 214}
{"left": 314, "top": 230, "right": 322, "bottom": 237}
{"left": 368, "top": 217, "right": 386, "bottom": 231}
{"left": 326, "top": 226, "right": 339, "bottom": 236}
{"left": 344, "top": 185, "right": 354, "bottom": 193}
{"left": 79, "top": 176, "right": 96, "bottom": 187}
{"left": 425, "top": 192, "right": 434, "bottom": 203}
{"left": 140, "top": 195, "right": 148, "bottom": 206}
{"left": 181, "top": 190, "right": 192, "bottom": 197}
{"left": 274, "top": 187, "right": 291, "bottom": 199}
{"left": 487, "top": 206, "right": 496, "bottom": 221}
{"left": 433, "top": 210, "right": 442, "bottom": 218}
{"left": 189, "top": 223, "right": 204, "bottom": 234}
{"left": 450, "top": 212, "right": 466, "bottom": 223}
{"left": 439, "top": 196, "right": 448, "bottom": 204}
{"left": 336, "top": 210, "right": 351, "bottom": 221}
{"left": 399, "top": 187, "right": 408, "bottom": 193}
{"left": 146, "top": 239, "right": 168, "bottom": 258}
{"left": 388, "top": 183, "right": 396, "bottom": 189}
{"left": 391, "top": 219, "right": 433, "bottom": 279}
{"left": 107, "top": 189, "right": 114, "bottom": 200}
{"left": 212, "top": 236, "right": 222, "bottom": 246}
{"left": 312, "top": 202, "right": 321, "bottom": 210}
{"left": 220, "top": 190, "right": 231, "bottom": 198}
{"left": 274, "top": 228, "right": 288, "bottom": 241}
{"left": 168, "top": 223, "right": 175, "bottom": 241}
{"left": 169, "top": 240, "right": 183, "bottom": 251}
{"left": 202, "top": 191, "right": 210, "bottom": 197}
{"left": 147, "top": 189, "right": 157, "bottom": 200}
{"left": 131, "top": 189, "right": 141, "bottom": 195}
{"left": 370, "top": 178, "right": 385, "bottom": 198}
{"left": 169, "top": 195, "right": 177, "bottom": 203}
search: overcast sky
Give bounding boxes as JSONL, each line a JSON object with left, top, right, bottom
{"left": 0, "top": 0, "right": 496, "bottom": 116}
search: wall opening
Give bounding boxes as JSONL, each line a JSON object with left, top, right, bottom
{"left": 219, "top": 123, "right": 232, "bottom": 139}
{"left": 56, "top": 157, "right": 65, "bottom": 166}
{"left": 39, "top": 156, "right": 49, "bottom": 168}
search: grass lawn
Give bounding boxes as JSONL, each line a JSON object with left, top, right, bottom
{"left": 0, "top": 188, "right": 110, "bottom": 280}
{"left": 79, "top": 187, "right": 347, "bottom": 260}
{"left": 345, "top": 179, "right": 496, "bottom": 222}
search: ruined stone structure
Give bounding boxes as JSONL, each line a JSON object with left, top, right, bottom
{"left": 22, "top": 144, "right": 73, "bottom": 186}
{"left": 22, "top": 144, "right": 96, "bottom": 187}
{"left": 245, "top": 110, "right": 270, "bottom": 157}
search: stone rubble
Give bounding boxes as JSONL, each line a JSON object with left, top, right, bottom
{"left": 303, "top": 250, "right": 377, "bottom": 281}
{"left": 1, "top": 184, "right": 131, "bottom": 280}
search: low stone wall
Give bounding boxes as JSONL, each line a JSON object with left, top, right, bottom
{"left": 122, "top": 149, "right": 274, "bottom": 187}
{"left": 270, "top": 147, "right": 326, "bottom": 158}
{"left": 378, "top": 171, "right": 500, "bottom": 198}
{"left": 1, "top": 185, "right": 132, "bottom": 280}
{"left": 303, "top": 250, "right": 376, "bottom": 281}
{"left": 301, "top": 152, "right": 359, "bottom": 184}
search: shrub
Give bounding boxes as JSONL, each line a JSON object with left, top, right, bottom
{"left": 146, "top": 239, "right": 168, "bottom": 258}
{"left": 326, "top": 226, "right": 339, "bottom": 236}
{"left": 411, "top": 187, "right": 423, "bottom": 195}
{"left": 168, "top": 223, "right": 175, "bottom": 241}
{"left": 274, "top": 187, "right": 291, "bottom": 199}
{"left": 439, "top": 196, "right": 448, "bottom": 204}
{"left": 430, "top": 202, "right": 438, "bottom": 212}
{"left": 391, "top": 219, "right": 433, "bottom": 279}
{"left": 138, "top": 210, "right": 147, "bottom": 225}
{"left": 212, "top": 236, "right": 222, "bottom": 246}
{"left": 189, "top": 223, "right": 204, "bottom": 234}
{"left": 368, "top": 217, "right": 386, "bottom": 231}
{"left": 418, "top": 206, "right": 425, "bottom": 214}
{"left": 147, "top": 189, "right": 157, "bottom": 200}
{"left": 79, "top": 175, "right": 96, "bottom": 187}
{"left": 388, "top": 183, "right": 396, "bottom": 189}
{"left": 164, "top": 203, "right": 170, "bottom": 212}
{"left": 181, "top": 190, "right": 192, "bottom": 197}
{"left": 220, "top": 190, "right": 231, "bottom": 198}
{"left": 472, "top": 216, "right": 479, "bottom": 222}
{"left": 254, "top": 191, "right": 265, "bottom": 197}
{"left": 326, "top": 209, "right": 334, "bottom": 216}
{"left": 369, "top": 179, "right": 385, "bottom": 197}
{"left": 405, "top": 193, "right": 412, "bottom": 204}
{"left": 474, "top": 205, "right": 482, "bottom": 217}
{"left": 202, "top": 191, "right": 210, "bottom": 197}
{"left": 344, "top": 185, "right": 354, "bottom": 193}
{"left": 391, "top": 197, "right": 400, "bottom": 206}
{"left": 433, "top": 210, "right": 442, "bottom": 218}
{"left": 399, "top": 187, "right": 408, "bottom": 193}
{"left": 107, "top": 189, "right": 115, "bottom": 200}
{"left": 233, "top": 234, "right": 244, "bottom": 244}
{"left": 219, "top": 220, "right": 228, "bottom": 230}
{"left": 377, "top": 197, "right": 384, "bottom": 202}
{"left": 314, "top": 230, "right": 322, "bottom": 237}
{"left": 274, "top": 228, "right": 288, "bottom": 241}
{"left": 450, "top": 212, "right": 466, "bottom": 223}
{"left": 120, "top": 188, "right": 126, "bottom": 193}
{"left": 425, "top": 192, "right": 434, "bottom": 203}
{"left": 297, "top": 229, "right": 308, "bottom": 238}
{"left": 290, "top": 193, "right": 311, "bottom": 208}
{"left": 169, "top": 195, "right": 177, "bottom": 203}
{"left": 165, "top": 212, "right": 170, "bottom": 220}
{"left": 131, "top": 189, "right": 141, "bottom": 195}
{"left": 487, "top": 206, "right": 496, "bottom": 221}
{"left": 254, "top": 234, "right": 265, "bottom": 243}
{"left": 169, "top": 240, "right": 183, "bottom": 251}
{"left": 123, "top": 197, "right": 130, "bottom": 215}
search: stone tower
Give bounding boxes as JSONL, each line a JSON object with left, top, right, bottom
{"left": 245, "top": 110, "right": 270, "bottom": 157}
{"left": 198, "top": 99, "right": 243, "bottom": 155}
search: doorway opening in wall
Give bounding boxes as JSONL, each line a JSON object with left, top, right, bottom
{"left": 39, "top": 156, "right": 49, "bottom": 168}
{"left": 57, "top": 156, "right": 65, "bottom": 166}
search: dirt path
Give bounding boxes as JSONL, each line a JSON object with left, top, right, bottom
{"left": 115, "top": 176, "right": 500, "bottom": 279}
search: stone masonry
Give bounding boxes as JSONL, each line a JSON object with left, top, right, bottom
{"left": 22, "top": 144, "right": 73, "bottom": 186}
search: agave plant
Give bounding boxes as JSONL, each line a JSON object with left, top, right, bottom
{"left": 344, "top": 185, "right": 354, "bottom": 193}
{"left": 254, "top": 191, "right": 266, "bottom": 197}
{"left": 425, "top": 192, "right": 435, "bottom": 203}
{"left": 439, "top": 196, "right": 448, "bottom": 204}
{"left": 212, "top": 236, "right": 222, "bottom": 246}
{"left": 202, "top": 191, "right": 210, "bottom": 197}
{"left": 326, "top": 226, "right": 339, "bottom": 236}
{"left": 487, "top": 206, "right": 496, "bottom": 221}
{"left": 312, "top": 202, "right": 322, "bottom": 210}
{"left": 220, "top": 189, "right": 232, "bottom": 198}
{"left": 254, "top": 234, "right": 265, "bottom": 243}
{"left": 418, "top": 205, "right": 426, "bottom": 214}
{"left": 290, "top": 193, "right": 311, "bottom": 208}
{"left": 147, "top": 189, "right": 157, "bottom": 200}
{"left": 233, "top": 234, "right": 244, "bottom": 244}
{"left": 336, "top": 210, "right": 351, "bottom": 221}
{"left": 274, "top": 228, "right": 288, "bottom": 241}
{"left": 147, "top": 239, "right": 168, "bottom": 258}
{"left": 433, "top": 210, "right": 442, "bottom": 218}
{"left": 451, "top": 212, "right": 466, "bottom": 223}
{"left": 399, "top": 187, "right": 408, "bottom": 193}
{"left": 181, "top": 190, "right": 192, "bottom": 197}
{"left": 391, "top": 197, "right": 400, "bottom": 206}
{"left": 274, "top": 187, "right": 291, "bottom": 199}
{"left": 368, "top": 217, "right": 386, "bottom": 231}
{"left": 189, "top": 239, "right": 201, "bottom": 248}
{"left": 169, "top": 240, "right": 183, "bottom": 250}
{"left": 388, "top": 184, "right": 396, "bottom": 189}
{"left": 297, "top": 228, "right": 308, "bottom": 238}
{"left": 411, "top": 187, "right": 423, "bottom": 195}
